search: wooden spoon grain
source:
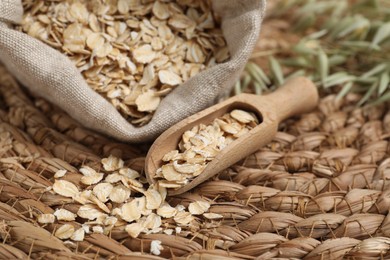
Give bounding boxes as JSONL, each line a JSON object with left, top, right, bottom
{"left": 145, "top": 76, "right": 319, "bottom": 195}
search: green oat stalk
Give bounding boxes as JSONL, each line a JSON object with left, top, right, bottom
{"left": 237, "top": 0, "right": 390, "bottom": 107}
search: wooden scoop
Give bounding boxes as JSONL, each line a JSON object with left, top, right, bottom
{"left": 145, "top": 77, "right": 319, "bottom": 195}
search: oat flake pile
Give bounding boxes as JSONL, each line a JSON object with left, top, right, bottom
{"left": 0, "top": 0, "right": 265, "bottom": 142}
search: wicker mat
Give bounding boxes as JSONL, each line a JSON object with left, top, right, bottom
{"left": 1, "top": 61, "right": 390, "bottom": 260}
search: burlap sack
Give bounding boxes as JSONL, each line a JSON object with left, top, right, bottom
{"left": 0, "top": 0, "right": 266, "bottom": 143}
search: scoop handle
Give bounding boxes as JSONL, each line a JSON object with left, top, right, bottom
{"left": 259, "top": 77, "right": 319, "bottom": 122}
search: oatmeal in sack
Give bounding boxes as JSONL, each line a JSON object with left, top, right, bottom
{"left": 0, "top": 0, "right": 266, "bottom": 142}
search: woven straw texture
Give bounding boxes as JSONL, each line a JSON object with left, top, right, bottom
{"left": 2, "top": 60, "right": 390, "bottom": 259}
{"left": 0, "top": 0, "right": 266, "bottom": 143}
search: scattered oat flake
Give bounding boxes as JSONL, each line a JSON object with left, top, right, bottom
{"left": 73, "top": 190, "right": 92, "bottom": 205}
{"left": 176, "top": 205, "right": 186, "bottom": 212}
{"left": 140, "top": 213, "right": 161, "bottom": 229}
{"left": 133, "top": 197, "right": 152, "bottom": 216}
{"left": 150, "top": 240, "right": 163, "bottom": 256}
{"left": 94, "top": 214, "right": 108, "bottom": 225}
{"left": 92, "top": 226, "right": 104, "bottom": 234}
{"left": 55, "top": 224, "right": 75, "bottom": 240}
{"left": 158, "top": 70, "right": 183, "bottom": 85}
{"left": 188, "top": 201, "right": 210, "bottom": 215}
{"left": 120, "top": 200, "right": 141, "bottom": 222}
{"left": 105, "top": 173, "right": 123, "bottom": 183}
{"left": 89, "top": 195, "right": 111, "bottom": 214}
{"left": 71, "top": 228, "right": 85, "bottom": 242}
{"left": 79, "top": 166, "right": 97, "bottom": 176}
{"left": 135, "top": 90, "right": 161, "bottom": 112}
{"left": 54, "top": 209, "right": 77, "bottom": 221}
{"left": 101, "top": 155, "right": 124, "bottom": 171}
{"left": 152, "top": 1, "right": 170, "bottom": 20}
{"left": 54, "top": 169, "right": 67, "bottom": 178}
{"left": 133, "top": 44, "right": 156, "bottom": 64}
{"left": 69, "top": 2, "right": 89, "bottom": 23}
{"left": 82, "top": 224, "right": 90, "bottom": 234}
{"left": 157, "top": 203, "right": 177, "bottom": 218}
{"left": 140, "top": 64, "right": 155, "bottom": 85}
{"left": 95, "top": 42, "right": 113, "bottom": 58}
{"left": 145, "top": 188, "right": 163, "bottom": 210}
{"left": 104, "top": 216, "right": 118, "bottom": 226}
{"left": 174, "top": 211, "right": 194, "bottom": 225}
{"left": 63, "top": 23, "right": 85, "bottom": 52}
{"left": 86, "top": 32, "right": 105, "bottom": 50}
{"left": 169, "top": 14, "right": 196, "bottom": 29}
{"left": 187, "top": 42, "right": 206, "bottom": 63}
{"left": 52, "top": 180, "right": 79, "bottom": 198}
{"left": 122, "top": 178, "right": 145, "bottom": 192}
{"left": 125, "top": 223, "right": 144, "bottom": 238}
{"left": 77, "top": 204, "right": 105, "bottom": 220}
{"left": 111, "top": 208, "right": 122, "bottom": 217}
{"left": 119, "top": 168, "right": 140, "bottom": 179}
{"left": 117, "top": 0, "right": 140, "bottom": 14}
{"left": 37, "top": 214, "right": 55, "bottom": 224}
{"left": 109, "top": 184, "right": 131, "bottom": 203}
{"left": 93, "top": 183, "right": 114, "bottom": 203}
{"left": 81, "top": 172, "right": 104, "bottom": 185}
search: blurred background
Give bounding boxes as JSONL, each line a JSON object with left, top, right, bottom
{"left": 238, "top": 0, "right": 390, "bottom": 107}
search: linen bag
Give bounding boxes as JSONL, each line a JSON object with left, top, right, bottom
{"left": 0, "top": 0, "right": 266, "bottom": 142}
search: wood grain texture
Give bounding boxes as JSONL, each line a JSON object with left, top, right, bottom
{"left": 146, "top": 77, "right": 319, "bottom": 195}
